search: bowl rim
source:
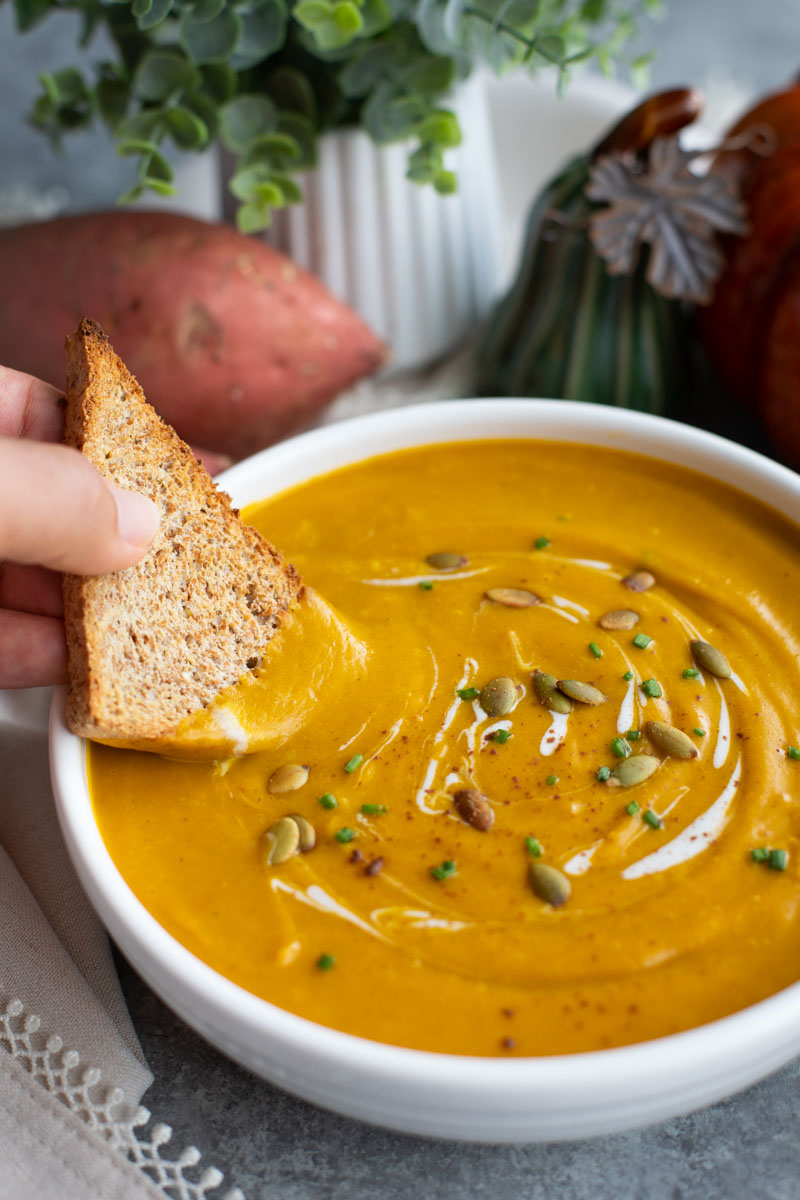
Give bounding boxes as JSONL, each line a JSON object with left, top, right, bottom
{"left": 49, "top": 397, "right": 800, "bottom": 1096}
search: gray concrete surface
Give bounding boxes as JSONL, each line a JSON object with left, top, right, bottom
{"left": 3, "top": 1, "right": 800, "bottom": 1196}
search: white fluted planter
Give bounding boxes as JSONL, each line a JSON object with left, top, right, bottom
{"left": 243, "top": 76, "right": 502, "bottom": 372}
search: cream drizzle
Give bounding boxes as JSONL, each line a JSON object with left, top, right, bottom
{"left": 361, "top": 570, "right": 488, "bottom": 586}
{"left": 551, "top": 595, "right": 590, "bottom": 617}
{"left": 540, "top": 604, "right": 579, "bottom": 625}
{"left": 713, "top": 683, "right": 731, "bottom": 769}
{"left": 271, "top": 878, "right": 384, "bottom": 940}
{"left": 210, "top": 707, "right": 248, "bottom": 756}
{"left": 621, "top": 758, "right": 741, "bottom": 880}
{"left": 540, "top": 712, "right": 569, "bottom": 757}
{"left": 564, "top": 841, "right": 601, "bottom": 876}
{"left": 617, "top": 675, "right": 637, "bottom": 734}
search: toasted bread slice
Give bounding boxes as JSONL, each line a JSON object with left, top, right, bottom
{"left": 63, "top": 318, "right": 303, "bottom": 741}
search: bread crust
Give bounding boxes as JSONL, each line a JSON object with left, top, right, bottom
{"left": 63, "top": 318, "right": 303, "bottom": 740}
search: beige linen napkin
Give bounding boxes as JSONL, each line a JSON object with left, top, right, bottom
{"left": 0, "top": 689, "right": 243, "bottom": 1200}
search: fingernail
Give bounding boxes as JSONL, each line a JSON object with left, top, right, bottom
{"left": 110, "top": 485, "right": 160, "bottom": 549}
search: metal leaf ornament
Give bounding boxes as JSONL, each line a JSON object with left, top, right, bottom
{"left": 586, "top": 137, "right": 748, "bottom": 305}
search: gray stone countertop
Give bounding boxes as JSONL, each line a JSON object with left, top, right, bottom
{"left": 3, "top": 1, "right": 800, "bottom": 1196}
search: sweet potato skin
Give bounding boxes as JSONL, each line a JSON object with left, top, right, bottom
{"left": 0, "top": 211, "right": 385, "bottom": 458}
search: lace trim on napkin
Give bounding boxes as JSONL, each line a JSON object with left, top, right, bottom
{"left": 1, "top": 995, "right": 244, "bottom": 1200}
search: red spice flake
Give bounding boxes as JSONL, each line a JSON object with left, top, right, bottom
{"left": 501, "top": 1007, "right": 515, "bottom": 1019}
{"left": 349, "top": 849, "right": 364, "bottom": 864}
{"left": 365, "top": 857, "right": 384, "bottom": 877}
{"left": 500, "top": 1037, "right": 516, "bottom": 1051}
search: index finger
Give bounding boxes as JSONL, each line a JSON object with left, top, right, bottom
{"left": 0, "top": 365, "right": 64, "bottom": 442}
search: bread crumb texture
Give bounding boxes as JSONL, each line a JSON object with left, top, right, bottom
{"left": 63, "top": 318, "right": 303, "bottom": 740}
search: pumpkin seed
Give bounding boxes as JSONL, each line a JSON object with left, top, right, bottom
{"left": 426, "top": 551, "right": 468, "bottom": 570}
{"left": 644, "top": 721, "right": 699, "bottom": 760}
{"left": 262, "top": 816, "right": 300, "bottom": 865}
{"left": 480, "top": 676, "right": 519, "bottom": 717}
{"left": 485, "top": 587, "right": 541, "bottom": 608}
{"left": 598, "top": 609, "right": 640, "bottom": 631}
{"left": 288, "top": 813, "right": 317, "bottom": 851}
{"left": 529, "top": 862, "right": 571, "bottom": 907}
{"left": 622, "top": 569, "right": 656, "bottom": 593}
{"left": 453, "top": 788, "right": 495, "bottom": 832}
{"left": 268, "top": 763, "right": 309, "bottom": 794}
{"left": 608, "top": 754, "right": 661, "bottom": 788}
{"left": 557, "top": 679, "right": 606, "bottom": 706}
{"left": 690, "top": 639, "right": 731, "bottom": 679}
{"left": 532, "top": 669, "right": 572, "bottom": 715}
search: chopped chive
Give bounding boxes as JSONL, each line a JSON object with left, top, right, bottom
{"left": 643, "top": 808, "right": 662, "bottom": 830}
{"left": 491, "top": 729, "right": 512, "bottom": 744}
{"left": 534, "top": 536, "right": 550, "bottom": 550}
{"left": 419, "top": 580, "right": 434, "bottom": 590}
{"left": 626, "top": 729, "right": 641, "bottom": 741}
{"left": 683, "top": 667, "right": 700, "bottom": 679}
{"left": 525, "top": 836, "right": 543, "bottom": 857}
{"left": 787, "top": 746, "right": 800, "bottom": 761}
{"left": 642, "top": 678, "right": 662, "bottom": 699}
{"left": 334, "top": 827, "right": 357, "bottom": 843}
{"left": 545, "top": 774, "right": 559, "bottom": 786}
{"left": 632, "top": 633, "right": 652, "bottom": 649}
{"left": 751, "top": 847, "right": 769, "bottom": 863}
{"left": 610, "top": 736, "right": 631, "bottom": 759}
{"left": 458, "top": 687, "right": 480, "bottom": 701}
{"left": 318, "top": 792, "right": 338, "bottom": 810}
{"left": 344, "top": 753, "right": 363, "bottom": 773}
{"left": 316, "top": 953, "right": 336, "bottom": 970}
{"left": 360, "top": 804, "right": 387, "bottom": 815}
{"left": 693, "top": 728, "right": 706, "bottom": 737}
{"left": 623, "top": 671, "right": 634, "bottom": 682}
{"left": 625, "top": 800, "right": 640, "bottom": 816}
{"left": 769, "top": 848, "right": 788, "bottom": 871}
{"left": 588, "top": 641, "right": 603, "bottom": 659}
{"left": 596, "top": 766, "right": 611, "bottom": 782}
{"left": 431, "top": 859, "right": 458, "bottom": 881}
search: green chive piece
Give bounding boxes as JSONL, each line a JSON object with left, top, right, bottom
{"left": 751, "top": 847, "right": 769, "bottom": 863}
{"left": 525, "top": 836, "right": 543, "bottom": 857}
{"left": 344, "top": 754, "right": 363, "bottom": 773}
{"left": 545, "top": 774, "right": 559, "bottom": 786}
{"left": 642, "top": 678, "right": 662, "bottom": 699}
{"left": 625, "top": 801, "right": 640, "bottom": 816}
{"left": 335, "top": 827, "right": 357, "bottom": 843}
{"left": 626, "top": 730, "right": 641, "bottom": 741}
{"left": 610, "top": 736, "right": 631, "bottom": 759}
{"left": 769, "top": 848, "right": 788, "bottom": 871}
{"left": 458, "top": 687, "right": 480, "bottom": 701}
{"left": 643, "top": 809, "right": 662, "bottom": 830}
{"left": 693, "top": 728, "right": 706, "bottom": 737}
{"left": 596, "top": 766, "right": 611, "bottom": 782}
{"left": 787, "top": 746, "right": 800, "bottom": 761}
{"left": 588, "top": 641, "right": 603, "bottom": 659}
{"left": 492, "top": 729, "right": 512, "bottom": 744}
{"left": 683, "top": 667, "right": 701, "bottom": 679}
{"left": 534, "top": 536, "right": 550, "bottom": 550}
{"left": 318, "top": 793, "right": 338, "bottom": 810}
{"left": 431, "top": 859, "right": 457, "bottom": 881}
{"left": 316, "top": 953, "right": 336, "bottom": 970}
{"left": 360, "top": 804, "right": 387, "bottom": 815}
{"left": 632, "top": 633, "right": 652, "bottom": 649}
{"left": 623, "top": 671, "right": 634, "bottom": 682}
{"left": 419, "top": 580, "right": 434, "bottom": 590}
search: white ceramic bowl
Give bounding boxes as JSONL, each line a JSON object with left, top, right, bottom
{"left": 49, "top": 400, "right": 800, "bottom": 1142}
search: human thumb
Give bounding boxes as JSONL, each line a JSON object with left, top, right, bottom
{"left": 0, "top": 437, "right": 160, "bottom": 574}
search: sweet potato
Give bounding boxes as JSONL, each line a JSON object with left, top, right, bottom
{"left": 0, "top": 212, "right": 385, "bottom": 458}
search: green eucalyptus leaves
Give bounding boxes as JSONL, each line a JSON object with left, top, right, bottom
{"left": 11, "top": 0, "right": 658, "bottom": 232}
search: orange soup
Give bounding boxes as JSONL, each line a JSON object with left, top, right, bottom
{"left": 89, "top": 441, "right": 800, "bottom": 1055}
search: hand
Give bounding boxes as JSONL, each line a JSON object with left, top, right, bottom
{"left": 0, "top": 366, "right": 161, "bottom": 689}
